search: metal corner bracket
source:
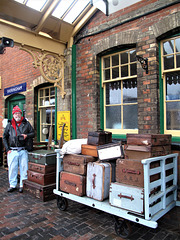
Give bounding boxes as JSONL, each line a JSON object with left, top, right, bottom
{"left": 20, "top": 46, "right": 66, "bottom": 98}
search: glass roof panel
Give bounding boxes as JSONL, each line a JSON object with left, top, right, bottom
{"left": 26, "top": 0, "right": 48, "bottom": 11}
{"left": 63, "top": 0, "right": 90, "bottom": 23}
{"left": 13, "top": 0, "right": 91, "bottom": 24}
{"left": 14, "top": 0, "right": 24, "bottom": 3}
{"left": 14, "top": 0, "right": 48, "bottom": 11}
{"left": 52, "top": 0, "right": 74, "bottom": 19}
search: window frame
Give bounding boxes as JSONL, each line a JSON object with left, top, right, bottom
{"left": 38, "top": 86, "right": 56, "bottom": 142}
{"left": 101, "top": 48, "right": 138, "bottom": 136}
{"left": 160, "top": 34, "right": 180, "bottom": 139}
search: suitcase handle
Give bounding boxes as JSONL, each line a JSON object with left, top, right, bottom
{"left": 118, "top": 193, "right": 134, "bottom": 201}
{"left": 122, "top": 169, "right": 140, "bottom": 175}
{"left": 32, "top": 156, "right": 41, "bottom": 160}
{"left": 64, "top": 180, "right": 76, "bottom": 187}
{"left": 92, "top": 173, "right": 96, "bottom": 189}
{"left": 67, "top": 161, "right": 80, "bottom": 166}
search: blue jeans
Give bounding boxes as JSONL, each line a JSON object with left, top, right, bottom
{"left": 7, "top": 150, "right": 28, "bottom": 188}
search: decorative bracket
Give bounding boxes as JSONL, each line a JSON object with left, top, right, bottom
{"left": 20, "top": 46, "right": 66, "bottom": 98}
{"left": 136, "top": 56, "right": 148, "bottom": 74}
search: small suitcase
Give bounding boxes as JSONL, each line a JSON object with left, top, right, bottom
{"left": 28, "top": 162, "right": 56, "bottom": 174}
{"left": 28, "top": 150, "right": 56, "bottom": 165}
{"left": 124, "top": 145, "right": 171, "bottom": 160}
{"left": 23, "top": 180, "right": 56, "bottom": 202}
{"left": 88, "top": 129, "right": 112, "bottom": 146}
{"left": 126, "top": 134, "right": 171, "bottom": 146}
{"left": 81, "top": 144, "right": 98, "bottom": 157}
{"left": 63, "top": 154, "right": 96, "bottom": 175}
{"left": 109, "top": 182, "right": 144, "bottom": 214}
{"left": 97, "top": 143, "right": 123, "bottom": 160}
{"left": 27, "top": 170, "right": 56, "bottom": 185}
{"left": 116, "top": 158, "right": 160, "bottom": 187}
{"left": 86, "top": 162, "right": 112, "bottom": 201}
{"left": 60, "top": 171, "right": 86, "bottom": 196}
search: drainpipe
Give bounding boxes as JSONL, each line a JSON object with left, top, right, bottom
{"left": 72, "top": 44, "right": 77, "bottom": 139}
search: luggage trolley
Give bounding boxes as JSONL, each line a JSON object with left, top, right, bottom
{"left": 53, "top": 149, "right": 179, "bottom": 238}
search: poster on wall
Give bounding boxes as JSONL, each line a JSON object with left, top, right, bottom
{"left": 57, "top": 111, "right": 70, "bottom": 141}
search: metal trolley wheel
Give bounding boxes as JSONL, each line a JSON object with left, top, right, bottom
{"left": 57, "top": 196, "right": 68, "bottom": 211}
{"left": 114, "top": 217, "right": 132, "bottom": 239}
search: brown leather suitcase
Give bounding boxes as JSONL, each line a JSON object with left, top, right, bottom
{"left": 126, "top": 134, "right": 171, "bottom": 146}
{"left": 63, "top": 154, "right": 96, "bottom": 175}
{"left": 60, "top": 171, "right": 86, "bottom": 196}
{"left": 28, "top": 162, "right": 56, "bottom": 174}
{"left": 27, "top": 170, "right": 56, "bottom": 186}
{"left": 23, "top": 179, "right": 56, "bottom": 202}
{"left": 88, "top": 130, "right": 112, "bottom": 146}
{"left": 81, "top": 144, "right": 98, "bottom": 157}
{"left": 116, "top": 158, "right": 160, "bottom": 187}
{"left": 124, "top": 145, "right": 171, "bottom": 160}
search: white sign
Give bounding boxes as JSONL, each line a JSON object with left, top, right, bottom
{"left": 91, "top": 0, "right": 142, "bottom": 15}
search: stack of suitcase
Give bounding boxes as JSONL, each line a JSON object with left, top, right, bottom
{"left": 109, "top": 134, "right": 172, "bottom": 214}
{"left": 81, "top": 129, "right": 112, "bottom": 157}
{"left": 124, "top": 134, "right": 172, "bottom": 159}
{"left": 60, "top": 130, "right": 122, "bottom": 201}
{"left": 60, "top": 154, "right": 96, "bottom": 196}
{"left": 84, "top": 130, "right": 113, "bottom": 201}
{"left": 60, "top": 154, "right": 112, "bottom": 200}
{"left": 23, "top": 150, "right": 57, "bottom": 202}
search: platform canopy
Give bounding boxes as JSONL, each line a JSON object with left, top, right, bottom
{"left": 0, "top": 0, "right": 142, "bottom": 51}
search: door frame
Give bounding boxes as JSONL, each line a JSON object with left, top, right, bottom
{"left": 7, "top": 94, "right": 25, "bottom": 119}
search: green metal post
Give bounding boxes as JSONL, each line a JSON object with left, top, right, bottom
{"left": 55, "top": 86, "right": 57, "bottom": 143}
{"left": 72, "top": 44, "right": 77, "bottom": 139}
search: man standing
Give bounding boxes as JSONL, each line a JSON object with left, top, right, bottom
{"left": 3, "top": 105, "right": 35, "bottom": 193}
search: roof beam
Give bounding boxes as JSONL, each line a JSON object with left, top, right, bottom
{"left": 67, "top": 6, "right": 97, "bottom": 47}
{"left": 34, "top": 0, "right": 61, "bottom": 33}
{"left": 71, "top": 6, "right": 97, "bottom": 37}
{"left": 0, "top": 19, "right": 66, "bottom": 54}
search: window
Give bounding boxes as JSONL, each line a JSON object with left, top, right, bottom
{"left": 38, "top": 86, "right": 55, "bottom": 142}
{"left": 161, "top": 36, "right": 180, "bottom": 136}
{"left": 101, "top": 49, "right": 138, "bottom": 135}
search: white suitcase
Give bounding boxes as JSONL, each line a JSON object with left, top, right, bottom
{"left": 109, "top": 182, "right": 144, "bottom": 215}
{"left": 97, "top": 143, "right": 123, "bottom": 160}
{"left": 86, "top": 162, "right": 112, "bottom": 201}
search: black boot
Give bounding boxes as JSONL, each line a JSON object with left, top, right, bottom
{"left": 7, "top": 187, "right": 17, "bottom": 192}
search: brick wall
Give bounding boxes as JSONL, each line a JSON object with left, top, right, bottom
{"left": 74, "top": 0, "right": 180, "bottom": 139}
{"left": 0, "top": 46, "right": 41, "bottom": 137}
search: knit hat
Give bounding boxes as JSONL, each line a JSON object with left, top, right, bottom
{"left": 12, "top": 105, "right": 22, "bottom": 115}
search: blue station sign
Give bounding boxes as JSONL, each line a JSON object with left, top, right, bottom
{"left": 4, "top": 83, "right": 26, "bottom": 96}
